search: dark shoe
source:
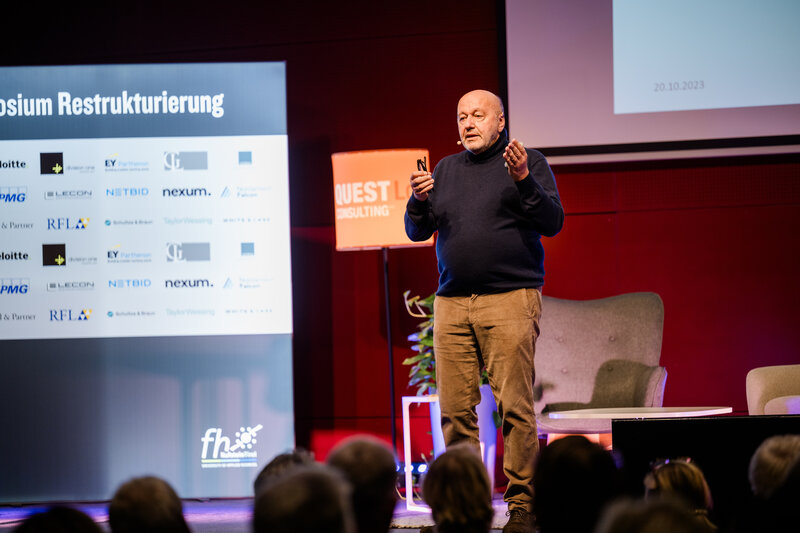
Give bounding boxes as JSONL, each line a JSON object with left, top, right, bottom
{"left": 502, "top": 508, "right": 535, "bottom": 533}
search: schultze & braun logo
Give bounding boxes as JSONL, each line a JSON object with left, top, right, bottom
{"left": 0, "top": 278, "right": 29, "bottom": 295}
{"left": 0, "top": 186, "right": 27, "bottom": 204}
{"left": 166, "top": 242, "right": 210, "bottom": 262}
{"left": 163, "top": 151, "right": 208, "bottom": 171}
{"left": 200, "top": 425, "right": 263, "bottom": 469}
{"left": 40, "top": 153, "right": 64, "bottom": 174}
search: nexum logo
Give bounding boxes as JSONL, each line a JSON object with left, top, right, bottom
{"left": 47, "top": 217, "right": 89, "bottom": 230}
{"left": 200, "top": 425, "right": 263, "bottom": 469}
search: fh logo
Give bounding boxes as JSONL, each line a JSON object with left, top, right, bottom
{"left": 200, "top": 425, "right": 263, "bottom": 469}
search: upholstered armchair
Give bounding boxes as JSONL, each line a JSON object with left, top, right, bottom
{"left": 533, "top": 292, "right": 668, "bottom": 437}
{"left": 746, "top": 364, "right": 800, "bottom": 415}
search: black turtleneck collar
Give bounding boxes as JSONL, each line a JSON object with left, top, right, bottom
{"left": 465, "top": 130, "right": 509, "bottom": 163}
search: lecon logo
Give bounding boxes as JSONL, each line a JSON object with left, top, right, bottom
{"left": 163, "top": 151, "right": 208, "bottom": 171}
{"left": 40, "top": 153, "right": 64, "bottom": 174}
{"left": 0, "top": 186, "right": 27, "bottom": 203}
{"left": 47, "top": 217, "right": 89, "bottom": 230}
{"left": 49, "top": 308, "right": 92, "bottom": 321}
{"left": 200, "top": 425, "right": 263, "bottom": 469}
{"left": 166, "top": 242, "right": 210, "bottom": 262}
{"left": 0, "top": 278, "right": 29, "bottom": 295}
{"left": 162, "top": 187, "right": 210, "bottom": 197}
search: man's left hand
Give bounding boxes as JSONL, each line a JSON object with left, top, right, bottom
{"left": 503, "top": 139, "right": 529, "bottom": 182}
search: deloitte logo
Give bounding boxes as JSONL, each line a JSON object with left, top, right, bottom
{"left": 200, "top": 425, "right": 263, "bottom": 469}
{"left": 0, "top": 160, "right": 27, "bottom": 170}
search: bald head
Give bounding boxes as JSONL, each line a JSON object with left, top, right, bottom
{"left": 457, "top": 90, "right": 506, "bottom": 154}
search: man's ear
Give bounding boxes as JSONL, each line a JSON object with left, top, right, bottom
{"left": 498, "top": 113, "right": 506, "bottom": 132}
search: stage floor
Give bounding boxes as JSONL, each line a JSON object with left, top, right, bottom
{"left": 0, "top": 494, "right": 513, "bottom": 532}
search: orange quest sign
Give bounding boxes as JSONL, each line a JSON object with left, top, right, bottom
{"left": 331, "top": 149, "right": 434, "bottom": 251}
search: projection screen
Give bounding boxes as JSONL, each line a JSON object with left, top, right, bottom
{"left": 505, "top": 0, "right": 800, "bottom": 163}
{"left": 0, "top": 62, "right": 294, "bottom": 502}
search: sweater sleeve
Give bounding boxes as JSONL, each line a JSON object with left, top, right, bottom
{"left": 515, "top": 150, "right": 565, "bottom": 237}
{"left": 404, "top": 195, "right": 437, "bottom": 241}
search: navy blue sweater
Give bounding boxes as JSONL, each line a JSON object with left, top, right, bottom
{"left": 405, "top": 133, "right": 564, "bottom": 296}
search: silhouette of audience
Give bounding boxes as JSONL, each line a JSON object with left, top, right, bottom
{"left": 253, "top": 447, "right": 315, "bottom": 497}
{"left": 108, "top": 475, "right": 190, "bottom": 533}
{"left": 595, "top": 497, "right": 709, "bottom": 533}
{"left": 326, "top": 435, "right": 398, "bottom": 533}
{"left": 532, "top": 435, "right": 620, "bottom": 533}
{"left": 252, "top": 463, "right": 355, "bottom": 533}
{"left": 643, "top": 457, "right": 717, "bottom": 532}
{"left": 422, "top": 443, "right": 494, "bottom": 533}
{"left": 748, "top": 433, "right": 800, "bottom": 499}
{"left": 13, "top": 506, "right": 102, "bottom": 533}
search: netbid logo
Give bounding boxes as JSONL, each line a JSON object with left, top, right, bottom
{"left": 108, "top": 279, "right": 152, "bottom": 288}
{"left": 166, "top": 242, "right": 210, "bottom": 262}
{"left": 49, "top": 308, "right": 92, "bottom": 321}
{"left": 42, "top": 244, "right": 67, "bottom": 266}
{"left": 162, "top": 187, "right": 210, "bottom": 197}
{"left": 200, "top": 425, "right": 263, "bottom": 469}
{"left": 106, "top": 187, "right": 149, "bottom": 197}
{"left": 0, "top": 186, "right": 27, "bottom": 203}
{"left": 40, "top": 153, "right": 64, "bottom": 174}
{"left": 47, "top": 217, "right": 89, "bottom": 230}
{"left": 0, "top": 278, "right": 29, "bottom": 295}
{"left": 163, "top": 151, "right": 208, "bottom": 171}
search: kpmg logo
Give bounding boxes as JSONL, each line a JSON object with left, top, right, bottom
{"left": 0, "top": 186, "right": 27, "bottom": 203}
{"left": 49, "top": 308, "right": 92, "bottom": 321}
{"left": 45, "top": 189, "right": 93, "bottom": 200}
{"left": 162, "top": 187, "right": 211, "bottom": 197}
{"left": 108, "top": 279, "right": 151, "bottom": 288}
{"left": 47, "top": 281, "right": 95, "bottom": 292}
{"left": 106, "top": 187, "right": 149, "bottom": 198}
{"left": 40, "top": 153, "right": 64, "bottom": 174}
{"left": 165, "top": 279, "right": 213, "bottom": 288}
{"left": 47, "top": 217, "right": 89, "bottom": 230}
{"left": 0, "top": 278, "right": 29, "bottom": 295}
{"left": 42, "top": 244, "right": 67, "bottom": 266}
{"left": 200, "top": 425, "right": 263, "bottom": 469}
{"left": 163, "top": 151, "right": 208, "bottom": 171}
{"left": 166, "top": 242, "right": 210, "bottom": 262}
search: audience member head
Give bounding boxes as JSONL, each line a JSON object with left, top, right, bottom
{"left": 532, "top": 435, "right": 620, "bottom": 533}
{"left": 326, "top": 435, "right": 398, "bottom": 533}
{"left": 595, "top": 498, "right": 708, "bottom": 533}
{"left": 422, "top": 443, "right": 494, "bottom": 533}
{"left": 644, "top": 458, "right": 716, "bottom": 531}
{"left": 13, "top": 506, "right": 102, "bottom": 533}
{"left": 108, "top": 475, "right": 190, "bottom": 533}
{"left": 253, "top": 447, "right": 315, "bottom": 497}
{"left": 748, "top": 434, "right": 800, "bottom": 499}
{"left": 252, "top": 463, "right": 355, "bottom": 533}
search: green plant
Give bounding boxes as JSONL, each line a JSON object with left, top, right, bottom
{"left": 402, "top": 291, "right": 436, "bottom": 396}
{"left": 402, "top": 290, "right": 493, "bottom": 398}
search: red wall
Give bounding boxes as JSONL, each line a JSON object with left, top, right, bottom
{"left": 4, "top": 1, "right": 798, "bottom": 462}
